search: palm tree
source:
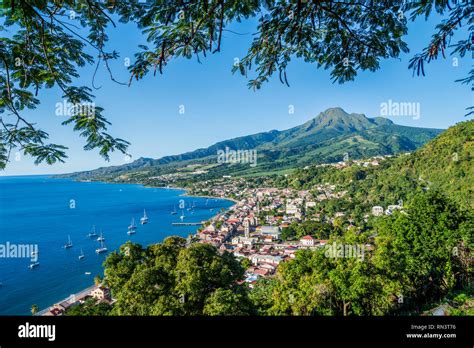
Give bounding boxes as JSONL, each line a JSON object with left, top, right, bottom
{"left": 94, "top": 275, "right": 102, "bottom": 286}
{"left": 31, "top": 304, "right": 39, "bottom": 315}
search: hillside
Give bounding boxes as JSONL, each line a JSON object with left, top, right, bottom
{"left": 282, "top": 120, "right": 473, "bottom": 210}
{"left": 60, "top": 107, "right": 443, "bottom": 180}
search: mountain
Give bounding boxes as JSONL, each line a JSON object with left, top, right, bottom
{"left": 285, "top": 119, "right": 473, "bottom": 210}
{"left": 60, "top": 107, "right": 443, "bottom": 180}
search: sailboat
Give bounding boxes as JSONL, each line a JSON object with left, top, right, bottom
{"left": 140, "top": 209, "right": 149, "bottom": 225}
{"left": 180, "top": 210, "right": 185, "bottom": 221}
{"left": 78, "top": 248, "right": 85, "bottom": 260}
{"left": 87, "top": 225, "right": 98, "bottom": 238}
{"left": 64, "top": 235, "right": 73, "bottom": 249}
{"left": 97, "top": 232, "right": 105, "bottom": 242}
{"left": 28, "top": 262, "right": 40, "bottom": 269}
{"left": 96, "top": 240, "right": 108, "bottom": 254}
{"left": 170, "top": 205, "right": 177, "bottom": 215}
{"left": 127, "top": 217, "right": 137, "bottom": 235}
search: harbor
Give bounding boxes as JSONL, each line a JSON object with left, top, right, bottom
{"left": 171, "top": 222, "right": 204, "bottom": 226}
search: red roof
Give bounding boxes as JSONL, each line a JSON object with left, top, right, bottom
{"left": 254, "top": 268, "right": 269, "bottom": 276}
{"left": 301, "top": 235, "right": 314, "bottom": 240}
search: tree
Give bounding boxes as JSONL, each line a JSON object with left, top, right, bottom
{"left": 1, "top": 1, "right": 471, "bottom": 168}
{"left": 372, "top": 190, "right": 472, "bottom": 312}
{"left": 203, "top": 288, "right": 253, "bottom": 316}
{"left": 175, "top": 243, "right": 244, "bottom": 314}
{"left": 240, "top": 257, "right": 251, "bottom": 270}
{"left": 94, "top": 274, "right": 102, "bottom": 286}
{"left": 30, "top": 303, "right": 38, "bottom": 315}
{"left": 98, "top": 236, "right": 247, "bottom": 316}
{"left": 264, "top": 191, "right": 472, "bottom": 316}
{"left": 103, "top": 241, "right": 145, "bottom": 294}
{"left": 66, "top": 297, "right": 112, "bottom": 316}
{"left": 248, "top": 278, "right": 278, "bottom": 315}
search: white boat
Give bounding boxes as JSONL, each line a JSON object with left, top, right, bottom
{"left": 78, "top": 248, "right": 85, "bottom": 260}
{"left": 64, "top": 235, "right": 73, "bottom": 249}
{"left": 171, "top": 205, "right": 177, "bottom": 215}
{"left": 87, "top": 225, "right": 98, "bottom": 238}
{"left": 180, "top": 210, "right": 185, "bottom": 221}
{"left": 85, "top": 272, "right": 91, "bottom": 275}
{"left": 28, "top": 262, "right": 40, "bottom": 269}
{"left": 97, "top": 232, "right": 105, "bottom": 242}
{"left": 127, "top": 217, "right": 137, "bottom": 235}
{"left": 140, "top": 209, "right": 149, "bottom": 225}
{"left": 96, "top": 240, "right": 108, "bottom": 254}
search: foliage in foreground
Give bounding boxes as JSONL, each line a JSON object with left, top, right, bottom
{"left": 102, "top": 237, "right": 250, "bottom": 315}
{"left": 1, "top": 1, "right": 472, "bottom": 168}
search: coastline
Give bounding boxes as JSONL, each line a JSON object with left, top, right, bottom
{"left": 34, "top": 178, "right": 237, "bottom": 316}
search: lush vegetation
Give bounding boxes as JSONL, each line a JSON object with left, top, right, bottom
{"left": 278, "top": 120, "right": 474, "bottom": 210}
{"left": 101, "top": 237, "right": 251, "bottom": 315}
{"left": 61, "top": 108, "right": 441, "bottom": 181}
{"left": 68, "top": 121, "right": 473, "bottom": 316}
{"left": 247, "top": 191, "right": 472, "bottom": 316}
{"left": 66, "top": 297, "right": 113, "bottom": 316}
{"left": 73, "top": 191, "right": 472, "bottom": 317}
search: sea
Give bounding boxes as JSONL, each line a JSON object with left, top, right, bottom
{"left": 0, "top": 175, "right": 234, "bottom": 315}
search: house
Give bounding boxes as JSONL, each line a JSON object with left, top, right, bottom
{"left": 300, "top": 235, "right": 315, "bottom": 247}
{"left": 286, "top": 204, "right": 298, "bottom": 215}
{"left": 250, "top": 254, "right": 283, "bottom": 266}
{"left": 91, "top": 286, "right": 110, "bottom": 301}
{"left": 260, "top": 225, "right": 281, "bottom": 240}
{"left": 371, "top": 206, "right": 384, "bottom": 216}
{"left": 263, "top": 235, "right": 273, "bottom": 243}
{"left": 45, "top": 307, "right": 64, "bottom": 316}
{"left": 253, "top": 268, "right": 270, "bottom": 276}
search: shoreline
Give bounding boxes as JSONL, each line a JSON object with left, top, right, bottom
{"left": 34, "top": 178, "right": 237, "bottom": 316}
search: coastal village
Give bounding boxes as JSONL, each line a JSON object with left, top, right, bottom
{"left": 37, "top": 155, "right": 403, "bottom": 315}
{"left": 185, "top": 156, "right": 403, "bottom": 288}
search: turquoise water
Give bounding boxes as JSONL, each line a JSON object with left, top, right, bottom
{"left": 0, "top": 175, "right": 233, "bottom": 315}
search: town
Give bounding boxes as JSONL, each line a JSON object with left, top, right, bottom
{"left": 182, "top": 156, "right": 403, "bottom": 288}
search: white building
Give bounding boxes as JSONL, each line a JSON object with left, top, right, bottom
{"left": 260, "top": 225, "right": 281, "bottom": 240}
{"left": 372, "top": 206, "right": 384, "bottom": 216}
{"left": 300, "top": 235, "right": 315, "bottom": 247}
{"left": 285, "top": 204, "right": 299, "bottom": 215}
{"left": 250, "top": 254, "right": 283, "bottom": 266}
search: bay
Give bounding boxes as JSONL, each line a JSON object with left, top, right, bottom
{"left": 0, "top": 175, "right": 233, "bottom": 315}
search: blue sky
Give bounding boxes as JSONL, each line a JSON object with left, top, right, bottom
{"left": 2, "top": 12, "right": 472, "bottom": 175}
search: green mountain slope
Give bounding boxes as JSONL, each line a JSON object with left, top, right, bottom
{"left": 60, "top": 107, "right": 443, "bottom": 180}
{"left": 283, "top": 119, "right": 473, "bottom": 209}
